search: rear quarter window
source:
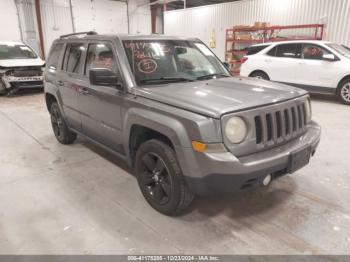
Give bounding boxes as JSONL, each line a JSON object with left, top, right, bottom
{"left": 47, "top": 43, "right": 64, "bottom": 69}
{"left": 267, "top": 46, "right": 277, "bottom": 56}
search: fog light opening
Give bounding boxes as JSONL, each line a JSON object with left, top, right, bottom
{"left": 263, "top": 174, "right": 272, "bottom": 186}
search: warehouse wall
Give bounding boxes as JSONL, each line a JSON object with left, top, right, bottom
{"left": 41, "top": 0, "right": 151, "bottom": 54}
{"left": 128, "top": 0, "right": 153, "bottom": 34}
{"left": 72, "top": 0, "right": 128, "bottom": 34}
{"left": 164, "top": 0, "right": 350, "bottom": 60}
{"left": 0, "top": 0, "right": 21, "bottom": 41}
{"left": 9, "top": 0, "right": 151, "bottom": 56}
{"left": 40, "top": 0, "right": 72, "bottom": 56}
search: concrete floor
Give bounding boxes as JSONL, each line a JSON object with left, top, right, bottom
{"left": 0, "top": 91, "right": 349, "bottom": 255}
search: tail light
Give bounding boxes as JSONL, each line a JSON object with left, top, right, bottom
{"left": 240, "top": 57, "right": 248, "bottom": 63}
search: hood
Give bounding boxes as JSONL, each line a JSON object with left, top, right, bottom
{"left": 136, "top": 77, "right": 308, "bottom": 118}
{"left": 0, "top": 57, "right": 45, "bottom": 68}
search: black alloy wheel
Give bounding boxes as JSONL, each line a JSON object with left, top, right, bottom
{"left": 51, "top": 103, "right": 63, "bottom": 138}
{"left": 50, "top": 102, "right": 77, "bottom": 144}
{"left": 135, "top": 139, "right": 194, "bottom": 215}
{"left": 139, "top": 152, "right": 172, "bottom": 205}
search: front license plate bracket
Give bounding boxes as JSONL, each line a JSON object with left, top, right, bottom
{"left": 288, "top": 146, "right": 311, "bottom": 173}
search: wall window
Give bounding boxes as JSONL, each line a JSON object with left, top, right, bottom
{"left": 85, "top": 43, "right": 118, "bottom": 75}
{"left": 62, "top": 43, "right": 85, "bottom": 74}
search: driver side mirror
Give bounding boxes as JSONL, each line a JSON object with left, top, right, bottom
{"left": 89, "top": 68, "right": 122, "bottom": 90}
{"left": 323, "top": 53, "right": 337, "bottom": 61}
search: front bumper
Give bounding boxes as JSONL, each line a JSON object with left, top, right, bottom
{"left": 0, "top": 75, "right": 44, "bottom": 91}
{"left": 182, "top": 121, "right": 321, "bottom": 195}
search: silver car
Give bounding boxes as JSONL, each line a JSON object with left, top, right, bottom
{"left": 44, "top": 32, "right": 321, "bottom": 215}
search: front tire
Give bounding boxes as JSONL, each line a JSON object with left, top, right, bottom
{"left": 337, "top": 78, "right": 350, "bottom": 105}
{"left": 50, "top": 102, "right": 77, "bottom": 144}
{"left": 135, "top": 139, "right": 194, "bottom": 215}
{"left": 250, "top": 71, "right": 270, "bottom": 80}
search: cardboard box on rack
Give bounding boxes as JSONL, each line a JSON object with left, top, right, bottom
{"left": 254, "top": 22, "right": 263, "bottom": 28}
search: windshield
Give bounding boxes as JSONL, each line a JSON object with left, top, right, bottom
{"left": 342, "top": 45, "right": 350, "bottom": 51}
{"left": 327, "top": 43, "right": 350, "bottom": 58}
{"left": 0, "top": 44, "right": 38, "bottom": 60}
{"left": 123, "top": 40, "right": 230, "bottom": 85}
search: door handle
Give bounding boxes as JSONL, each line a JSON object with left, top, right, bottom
{"left": 264, "top": 59, "right": 272, "bottom": 62}
{"left": 57, "top": 80, "right": 64, "bottom": 86}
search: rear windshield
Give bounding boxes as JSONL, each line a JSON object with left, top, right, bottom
{"left": 0, "top": 44, "right": 37, "bottom": 60}
{"left": 246, "top": 45, "right": 269, "bottom": 55}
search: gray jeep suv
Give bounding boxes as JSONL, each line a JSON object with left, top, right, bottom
{"left": 44, "top": 32, "right": 321, "bottom": 215}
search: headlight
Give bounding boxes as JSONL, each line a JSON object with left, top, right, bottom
{"left": 225, "top": 116, "right": 248, "bottom": 144}
{"left": 304, "top": 98, "right": 312, "bottom": 123}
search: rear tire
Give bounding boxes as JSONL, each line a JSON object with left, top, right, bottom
{"left": 50, "top": 102, "right": 77, "bottom": 144}
{"left": 135, "top": 139, "right": 194, "bottom": 215}
{"left": 337, "top": 78, "right": 350, "bottom": 105}
{"left": 250, "top": 71, "right": 270, "bottom": 80}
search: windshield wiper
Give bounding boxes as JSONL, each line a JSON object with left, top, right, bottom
{"left": 140, "top": 77, "right": 194, "bottom": 84}
{"left": 196, "top": 73, "right": 230, "bottom": 80}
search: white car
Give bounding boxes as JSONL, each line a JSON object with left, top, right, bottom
{"left": 240, "top": 40, "right": 350, "bottom": 105}
{"left": 0, "top": 41, "right": 45, "bottom": 96}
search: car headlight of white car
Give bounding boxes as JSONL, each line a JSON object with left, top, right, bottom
{"left": 305, "top": 98, "right": 312, "bottom": 123}
{"left": 225, "top": 116, "right": 248, "bottom": 144}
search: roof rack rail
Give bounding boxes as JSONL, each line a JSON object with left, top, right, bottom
{"left": 60, "top": 31, "right": 97, "bottom": 39}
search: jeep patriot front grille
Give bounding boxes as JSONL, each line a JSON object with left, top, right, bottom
{"left": 222, "top": 96, "right": 310, "bottom": 157}
{"left": 254, "top": 100, "right": 308, "bottom": 147}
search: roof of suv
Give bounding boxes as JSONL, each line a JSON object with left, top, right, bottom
{"left": 57, "top": 33, "right": 198, "bottom": 42}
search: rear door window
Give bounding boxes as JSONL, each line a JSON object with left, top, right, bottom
{"left": 275, "top": 44, "right": 301, "bottom": 58}
{"left": 246, "top": 45, "right": 269, "bottom": 55}
{"left": 62, "top": 43, "right": 85, "bottom": 74}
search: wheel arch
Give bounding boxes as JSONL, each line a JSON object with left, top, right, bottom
{"left": 123, "top": 108, "right": 192, "bottom": 169}
{"left": 45, "top": 93, "right": 57, "bottom": 112}
{"left": 128, "top": 124, "right": 175, "bottom": 167}
{"left": 248, "top": 70, "right": 270, "bottom": 79}
{"left": 337, "top": 74, "right": 350, "bottom": 91}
